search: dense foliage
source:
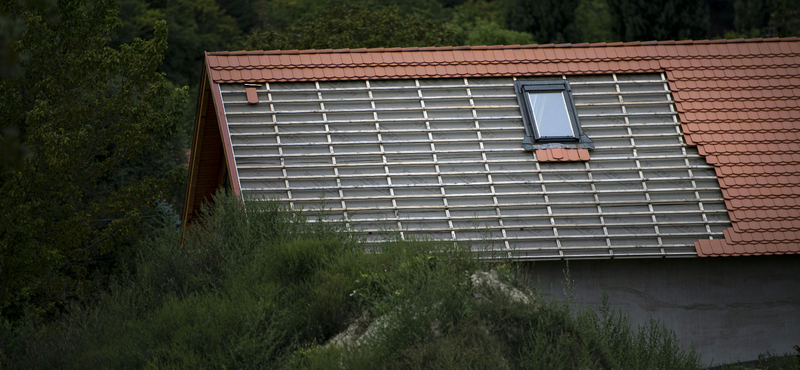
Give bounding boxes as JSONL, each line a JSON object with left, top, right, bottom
{"left": 244, "top": 5, "right": 459, "bottom": 51}
{"left": 505, "top": 0, "right": 582, "bottom": 44}
{"left": 1, "top": 0, "right": 799, "bottom": 366}
{"left": 116, "top": 0, "right": 240, "bottom": 89}
{"left": 607, "top": 0, "right": 710, "bottom": 42}
{"left": 1, "top": 194, "right": 710, "bottom": 370}
{"left": 0, "top": 0, "right": 187, "bottom": 317}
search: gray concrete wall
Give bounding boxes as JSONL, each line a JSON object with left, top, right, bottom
{"left": 524, "top": 255, "right": 800, "bottom": 365}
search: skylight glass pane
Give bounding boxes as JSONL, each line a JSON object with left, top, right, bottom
{"left": 526, "top": 91, "right": 575, "bottom": 138}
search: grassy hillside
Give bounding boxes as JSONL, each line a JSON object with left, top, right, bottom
{"left": 0, "top": 193, "right": 730, "bottom": 369}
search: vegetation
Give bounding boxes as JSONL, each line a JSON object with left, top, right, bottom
{"left": 0, "top": 0, "right": 187, "bottom": 319}
{"left": 2, "top": 193, "right": 710, "bottom": 369}
{"left": 712, "top": 350, "right": 800, "bottom": 370}
{"left": 243, "top": 5, "right": 459, "bottom": 51}
{"left": 607, "top": 0, "right": 710, "bottom": 42}
{"left": 505, "top": 0, "right": 582, "bottom": 44}
{"left": 1, "top": 0, "right": 798, "bottom": 367}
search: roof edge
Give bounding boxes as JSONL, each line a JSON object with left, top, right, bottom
{"left": 181, "top": 62, "right": 211, "bottom": 231}
{"left": 205, "top": 54, "right": 242, "bottom": 197}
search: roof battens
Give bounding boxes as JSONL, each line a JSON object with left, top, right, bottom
{"left": 191, "top": 38, "right": 800, "bottom": 258}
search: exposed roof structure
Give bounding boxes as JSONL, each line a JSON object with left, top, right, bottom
{"left": 186, "top": 38, "right": 800, "bottom": 258}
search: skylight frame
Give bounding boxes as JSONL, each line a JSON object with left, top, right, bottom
{"left": 515, "top": 80, "right": 593, "bottom": 150}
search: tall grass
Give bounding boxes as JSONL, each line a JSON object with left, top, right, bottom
{"left": 1, "top": 192, "right": 714, "bottom": 369}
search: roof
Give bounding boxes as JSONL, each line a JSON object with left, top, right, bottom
{"left": 196, "top": 38, "right": 800, "bottom": 258}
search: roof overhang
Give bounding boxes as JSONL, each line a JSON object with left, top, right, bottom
{"left": 182, "top": 56, "right": 242, "bottom": 228}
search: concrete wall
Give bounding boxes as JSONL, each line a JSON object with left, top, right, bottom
{"left": 525, "top": 255, "right": 800, "bottom": 365}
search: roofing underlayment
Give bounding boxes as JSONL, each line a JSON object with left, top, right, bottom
{"left": 187, "top": 38, "right": 800, "bottom": 258}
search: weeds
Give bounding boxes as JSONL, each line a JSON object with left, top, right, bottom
{"left": 710, "top": 350, "right": 800, "bottom": 370}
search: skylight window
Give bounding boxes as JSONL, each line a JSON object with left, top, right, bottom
{"left": 515, "top": 80, "right": 593, "bottom": 150}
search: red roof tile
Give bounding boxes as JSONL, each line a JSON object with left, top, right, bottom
{"left": 535, "top": 149, "right": 591, "bottom": 162}
{"left": 204, "top": 38, "right": 800, "bottom": 258}
{"left": 245, "top": 86, "right": 258, "bottom": 104}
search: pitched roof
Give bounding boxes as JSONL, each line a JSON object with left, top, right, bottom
{"left": 202, "top": 38, "right": 800, "bottom": 258}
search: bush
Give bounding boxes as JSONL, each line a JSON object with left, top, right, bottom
{"left": 2, "top": 192, "right": 708, "bottom": 370}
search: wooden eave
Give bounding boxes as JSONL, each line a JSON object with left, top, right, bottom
{"left": 181, "top": 57, "right": 242, "bottom": 231}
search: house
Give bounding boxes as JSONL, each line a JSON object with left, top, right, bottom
{"left": 183, "top": 38, "right": 800, "bottom": 363}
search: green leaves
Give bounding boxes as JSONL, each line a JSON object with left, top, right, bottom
{"left": 505, "top": 0, "right": 583, "bottom": 44}
{"left": 244, "top": 5, "right": 458, "bottom": 51}
{"left": 0, "top": 0, "right": 187, "bottom": 317}
{"left": 607, "top": 0, "right": 711, "bottom": 41}
{"left": 117, "top": 0, "right": 240, "bottom": 88}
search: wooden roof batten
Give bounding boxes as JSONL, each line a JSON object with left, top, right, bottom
{"left": 185, "top": 38, "right": 800, "bottom": 258}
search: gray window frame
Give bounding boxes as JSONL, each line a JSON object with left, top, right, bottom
{"left": 515, "top": 80, "right": 594, "bottom": 150}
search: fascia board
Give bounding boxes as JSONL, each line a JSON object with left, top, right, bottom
{"left": 205, "top": 51, "right": 243, "bottom": 197}
{"left": 182, "top": 64, "right": 211, "bottom": 229}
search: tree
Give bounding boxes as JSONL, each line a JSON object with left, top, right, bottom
{"left": 734, "top": 0, "right": 775, "bottom": 35}
{"left": 504, "top": 0, "right": 582, "bottom": 44}
{"left": 447, "top": 0, "right": 535, "bottom": 45}
{"left": 768, "top": 0, "right": 800, "bottom": 36}
{"left": 575, "top": 0, "right": 614, "bottom": 43}
{"left": 1, "top": 0, "right": 57, "bottom": 173}
{"left": 731, "top": 0, "right": 800, "bottom": 37}
{"left": 460, "top": 17, "right": 535, "bottom": 45}
{"left": 607, "top": 0, "right": 710, "bottom": 41}
{"left": 244, "top": 5, "right": 458, "bottom": 51}
{"left": 0, "top": 0, "right": 187, "bottom": 316}
{"left": 116, "top": 0, "right": 240, "bottom": 90}
{"left": 216, "top": 0, "right": 260, "bottom": 34}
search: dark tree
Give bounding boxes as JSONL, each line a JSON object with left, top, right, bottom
{"left": 733, "top": 0, "right": 800, "bottom": 37}
{"left": 504, "top": 0, "right": 582, "bottom": 44}
{"left": 607, "top": 0, "right": 710, "bottom": 41}
{"left": 244, "top": 5, "right": 458, "bottom": 50}
{"left": 734, "top": 0, "right": 774, "bottom": 34}
{"left": 0, "top": 0, "right": 186, "bottom": 316}
{"left": 709, "top": 0, "right": 735, "bottom": 37}
{"left": 116, "top": 0, "right": 240, "bottom": 90}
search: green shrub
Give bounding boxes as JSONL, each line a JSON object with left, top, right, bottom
{"left": 1, "top": 192, "right": 711, "bottom": 370}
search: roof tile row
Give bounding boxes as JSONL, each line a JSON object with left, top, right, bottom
{"left": 205, "top": 38, "right": 800, "bottom": 258}
{"left": 535, "top": 149, "right": 590, "bottom": 162}
{"left": 680, "top": 111, "right": 800, "bottom": 121}
{"left": 210, "top": 62, "right": 671, "bottom": 83}
{"left": 672, "top": 78, "right": 800, "bottom": 89}
{"left": 684, "top": 121, "right": 799, "bottom": 132}
{"left": 675, "top": 89, "right": 800, "bottom": 101}
{"left": 672, "top": 41, "right": 800, "bottom": 256}
{"left": 731, "top": 208, "right": 800, "bottom": 221}
{"left": 717, "top": 164, "right": 800, "bottom": 176}
{"left": 681, "top": 100, "right": 799, "bottom": 110}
